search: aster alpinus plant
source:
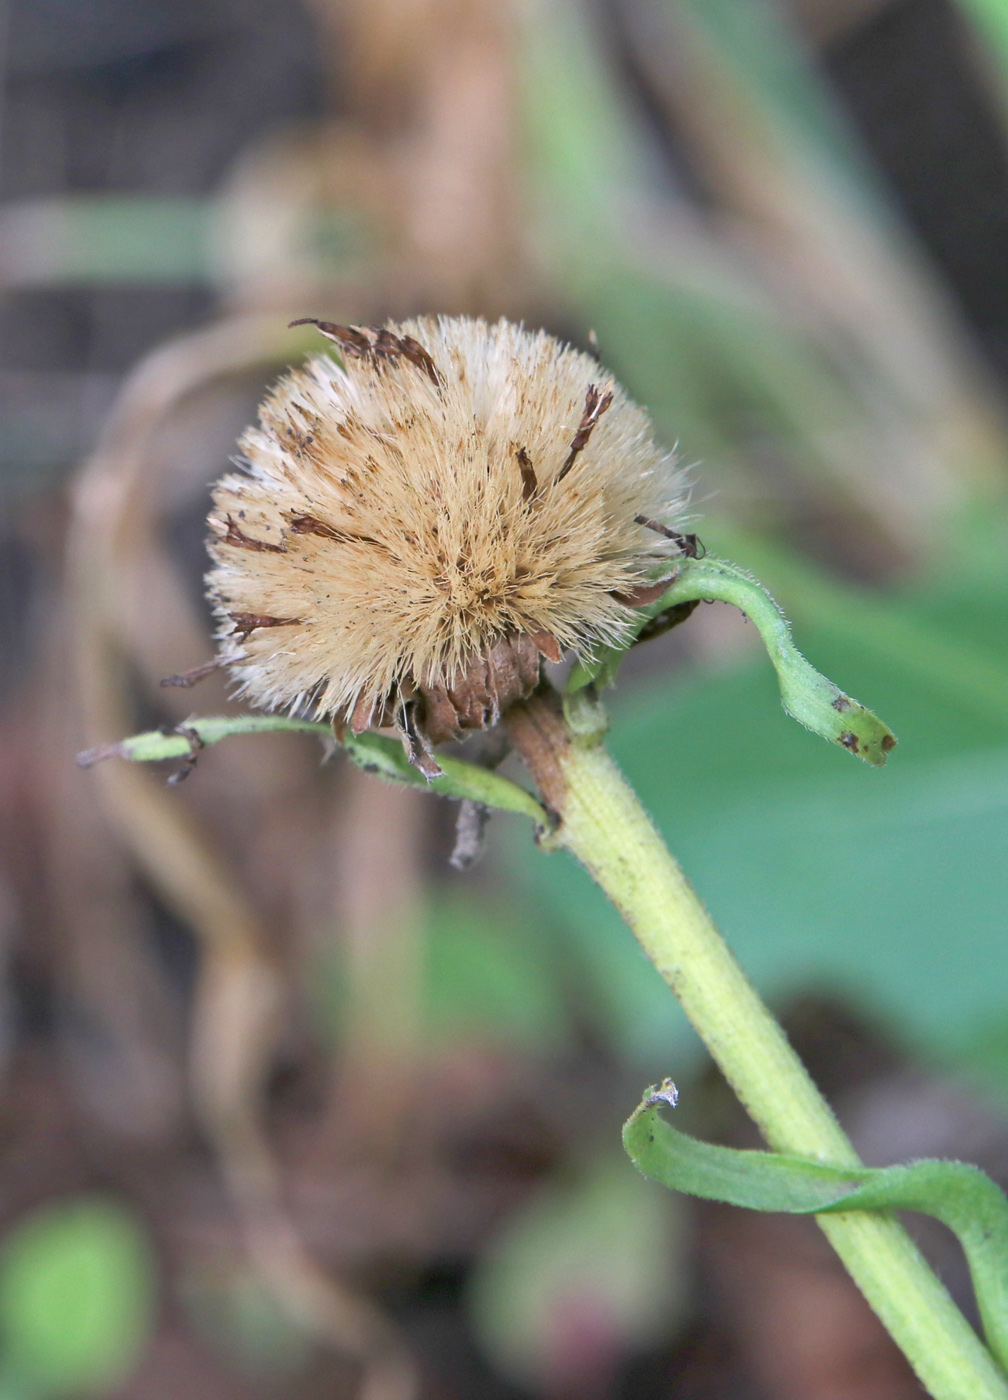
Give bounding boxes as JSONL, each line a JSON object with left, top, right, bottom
{"left": 82, "top": 316, "right": 1008, "bottom": 1400}
{"left": 205, "top": 317, "right": 689, "bottom": 775}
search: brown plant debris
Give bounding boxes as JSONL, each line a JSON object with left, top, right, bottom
{"left": 449, "top": 799, "right": 491, "bottom": 870}
{"left": 228, "top": 612, "right": 302, "bottom": 641}
{"left": 217, "top": 514, "right": 287, "bottom": 553}
{"left": 160, "top": 657, "right": 227, "bottom": 688}
{"left": 634, "top": 599, "right": 702, "bottom": 644}
{"left": 289, "top": 318, "right": 442, "bottom": 386}
{"left": 416, "top": 631, "right": 548, "bottom": 745}
{"left": 634, "top": 515, "right": 704, "bottom": 558}
{"left": 555, "top": 383, "right": 614, "bottom": 483}
{"left": 165, "top": 725, "right": 205, "bottom": 784}
{"left": 612, "top": 578, "right": 678, "bottom": 608}
{"left": 515, "top": 446, "right": 537, "bottom": 501}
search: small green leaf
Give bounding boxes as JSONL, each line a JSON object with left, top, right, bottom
{"left": 623, "top": 1090, "right": 1008, "bottom": 1374}
{"left": 76, "top": 713, "right": 326, "bottom": 767}
{"left": 568, "top": 556, "right": 896, "bottom": 766}
{"left": 0, "top": 1198, "right": 157, "bottom": 1396}
{"left": 76, "top": 715, "right": 549, "bottom": 826}
{"left": 343, "top": 731, "right": 548, "bottom": 824}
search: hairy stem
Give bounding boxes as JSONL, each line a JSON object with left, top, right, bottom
{"left": 506, "top": 690, "right": 1008, "bottom": 1400}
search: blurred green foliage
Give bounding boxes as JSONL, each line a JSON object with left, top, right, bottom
{"left": 422, "top": 894, "right": 568, "bottom": 1051}
{"left": 0, "top": 1199, "right": 156, "bottom": 1398}
{"left": 468, "top": 1154, "right": 684, "bottom": 1388}
{"left": 313, "top": 890, "right": 568, "bottom": 1054}
{"left": 179, "top": 1264, "right": 312, "bottom": 1379}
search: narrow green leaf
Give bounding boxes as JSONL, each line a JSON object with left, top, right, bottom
{"left": 77, "top": 715, "right": 548, "bottom": 826}
{"left": 710, "top": 522, "right": 1008, "bottom": 733}
{"left": 342, "top": 731, "right": 548, "bottom": 824}
{"left": 76, "top": 714, "right": 327, "bottom": 767}
{"left": 624, "top": 1089, "right": 1008, "bottom": 1373}
{"left": 568, "top": 556, "right": 897, "bottom": 766}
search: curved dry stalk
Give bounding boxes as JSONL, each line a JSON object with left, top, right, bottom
{"left": 68, "top": 315, "right": 416, "bottom": 1400}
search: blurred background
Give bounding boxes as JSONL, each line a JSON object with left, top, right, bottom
{"left": 3, "top": 0, "right": 1008, "bottom": 1396}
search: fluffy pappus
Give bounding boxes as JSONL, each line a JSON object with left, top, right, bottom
{"left": 206, "top": 315, "right": 689, "bottom": 772}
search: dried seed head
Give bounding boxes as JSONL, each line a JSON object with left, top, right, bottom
{"left": 206, "top": 316, "right": 688, "bottom": 758}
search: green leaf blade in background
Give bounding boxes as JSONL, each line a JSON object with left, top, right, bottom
{"left": 421, "top": 894, "right": 569, "bottom": 1053}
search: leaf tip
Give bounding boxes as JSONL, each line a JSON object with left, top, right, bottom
{"left": 836, "top": 711, "right": 897, "bottom": 767}
{"left": 642, "top": 1077, "right": 679, "bottom": 1112}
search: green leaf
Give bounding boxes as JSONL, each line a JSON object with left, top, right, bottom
{"left": 623, "top": 1089, "right": 1008, "bottom": 1374}
{"left": 76, "top": 713, "right": 326, "bottom": 767}
{"left": 954, "top": 0, "right": 1008, "bottom": 102}
{"left": 509, "top": 657, "right": 1008, "bottom": 1068}
{"left": 342, "top": 731, "right": 547, "bottom": 824}
{"left": 568, "top": 556, "right": 897, "bottom": 766}
{"left": 77, "top": 715, "right": 548, "bottom": 827}
{"left": 708, "top": 523, "right": 1008, "bottom": 735}
{"left": 0, "top": 1198, "right": 156, "bottom": 1396}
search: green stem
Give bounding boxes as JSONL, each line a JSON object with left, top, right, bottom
{"left": 506, "top": 691, "right": 1008, "bottom": 1400}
